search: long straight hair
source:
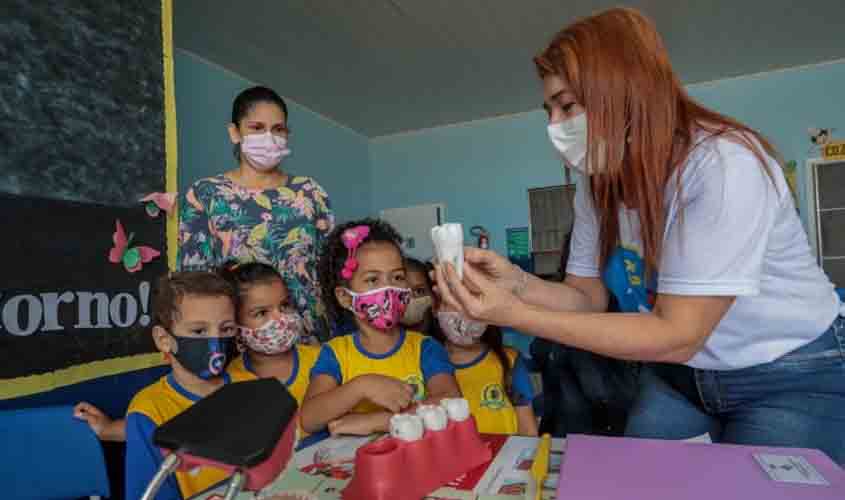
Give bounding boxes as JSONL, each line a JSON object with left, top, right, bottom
{"left": 534, "top": 7, "right": 780, "bottom": 273}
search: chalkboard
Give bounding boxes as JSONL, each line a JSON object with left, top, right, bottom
{"left": 0, "top": 0, "right": 169, "bottom": 398}
{"left": 0, "top": 193, "right": 165, "bottom": 379}
{"left": 0, "top": 0, "right": 164, "bottom": 206}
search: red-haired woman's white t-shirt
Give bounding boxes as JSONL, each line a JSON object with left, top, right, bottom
{"left": 567, "top": 135, "right": 842, "bottom": 370}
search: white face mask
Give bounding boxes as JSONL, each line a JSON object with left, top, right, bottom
{"left": 547, "top": 113, "right": 588, "bottom": 172}
{"left": 401, "top": 295, "right": 432, "bottom": 327}
{"left": 436, "top": 311, "right": 486, "bottom": 346}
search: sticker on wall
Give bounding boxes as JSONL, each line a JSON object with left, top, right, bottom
{"left": 808, "top": 127, "right": 845, "bottom": 161}
{"left": 506, "top": 227, "right": 533, "bottom": 273}
{"left": 809, "top": 127, "right": 832, "bottom": 148}
{"left": 822, "top": 141, "right": 845, "bottom": 161}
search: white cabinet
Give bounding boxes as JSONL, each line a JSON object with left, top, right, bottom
{"left": 380, "top": 203, "right": 446, "bottom": 261}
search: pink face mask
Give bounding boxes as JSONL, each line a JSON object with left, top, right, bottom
{"left": 237, "top": 311, "right": 303, "bottom": 355}
{"left": 241, "top": 131, "right": 291, "bottom": 170}
{"left": 345, "top": 286, "right": 411, "bottom": 330}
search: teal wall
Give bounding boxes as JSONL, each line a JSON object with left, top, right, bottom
{"left": 174, "top": 50, "right": 845, "bottom": 255}
{"left": 369, "top": 60, "right": 845, "bottom": 256}
{"left": 687, "top": 60, "right": 845, "bottom": 218}
{"left": 369, "top": 111, "right": 564, "bottom": 256}
{"left": 174, "top": 49, "right": 371, "bottom": 222}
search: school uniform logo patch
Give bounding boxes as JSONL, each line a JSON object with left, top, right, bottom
{"left": 480, "top": 383, "right": 507, "bottom": 410}
{"left": 404, "top": 374, "right": 426, "bottom": 400}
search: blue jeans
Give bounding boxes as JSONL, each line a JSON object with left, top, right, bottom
{"left": 625, "top": 316, "right": 845, "bottom": 465}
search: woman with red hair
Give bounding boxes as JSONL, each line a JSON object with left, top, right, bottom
{"left": 436, "top": 7, "right": 844, "bottom": 463}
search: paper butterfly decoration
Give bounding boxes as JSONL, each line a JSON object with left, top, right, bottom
{"left": 140, "top": 192, "right": 177, "bottom": 218}
{"left": 109, "top": 219, "right": 161, "bottom": 273}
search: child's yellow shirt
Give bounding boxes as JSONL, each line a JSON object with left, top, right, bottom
{"left": 453, "top": 347, "right": 535, "bottom": 435}
{"left": 125, "top": 373, "right": 232, "bottom": 500}
{"left": 310, "top": 329, "right": 454, "bottom": 414}
{"left": 226, "top": 344, "right": 320, "bottom": 405}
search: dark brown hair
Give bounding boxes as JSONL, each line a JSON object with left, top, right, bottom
{"left": 217, "top": 261, "right": 284, "bottom": 313}
{"left": 230, "top": 86, "right": 289, "bottom": 159}
{"left": 152, "top": 271, "right": 237, "bottom": 330}
{"left": 404, "top": 257, "right": 436, "bottom": 334}
{"left": 317, "top": 218, "right": 404, "bottom": 326}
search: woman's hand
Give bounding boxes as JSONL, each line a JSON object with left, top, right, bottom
{"left": 432, "top": 248, "right": 523, "bottom": 294}
{"left": 357, "top": 375, "right": 414, "bottom": 413}
{"left": 435, "top": 259, "right": 525, "bottom": 327}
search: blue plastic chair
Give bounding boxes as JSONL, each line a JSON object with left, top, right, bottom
{"left": 0, "top": 405, "right": 110, "bottom": 500}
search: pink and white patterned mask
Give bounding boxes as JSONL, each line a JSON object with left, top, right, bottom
{"left": 238, "top": 311, "right": 303, "bottom": 355}
{"left": 436, "top": 311, "right": 487, "bottom": 346}
{"left": 345, "top": 286, "right": 411, "bottom": 330}
{"left": 241, "top": 131, "right": 291, "bottom": 170}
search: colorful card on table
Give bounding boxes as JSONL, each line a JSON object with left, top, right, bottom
{"left": 557, "top": 435, "right": 844, "bottom": 500}
{"left": 475, "top": 435, "right": 566, "bottom": 500}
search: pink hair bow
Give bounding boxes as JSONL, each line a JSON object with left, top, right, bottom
{"left": 340, "top": 225, "right": 371, "bottom": 279}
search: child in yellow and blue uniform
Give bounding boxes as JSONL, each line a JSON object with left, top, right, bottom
{"left": 312, "top": 328, "right": 445, "bottom": 414}
{"left": 227, "top": 341, "right": 319, "bottom": 404}
{"left": 74, "top": 264, "right": 318, "bottom": 441}
{"left": 219, "top": 261, "right": 319, "bottom": 407}
{"left": 431, "top": 293, "right": 538, "bottom": 435}
{"left": 125, "top": 271, "right": 239, "bottom": 500}
{"left": 301, "top": 219, "right": 461, "bottom": 436}
{"left": 450, "top": 335, "right": 537, "bottom": 435}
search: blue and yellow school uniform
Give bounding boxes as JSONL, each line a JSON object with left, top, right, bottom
{"left": 311, "top": 329, "right": 454, "bottom": 414}
{"left": 125, "top": 372, "right": 232, "bottom": 500}
{"left": 226, "top": 344, "right": 320, "bottom": 405}
{"left": 453, "top": 348, "right": 534, "bottom": 435}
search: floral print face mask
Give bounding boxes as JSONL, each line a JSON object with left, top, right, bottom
{"left": 238, "top": 311, "right": 303, "bottom": 355}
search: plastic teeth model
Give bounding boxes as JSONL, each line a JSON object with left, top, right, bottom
{"left": 440, "top": 398, "right": 471, "bottom": 422}
{"left": 345, "top": 397, "right": 490, "bottom": 500}
{"left": 416, "top": 404, "right": 449, "bottom": 431}
{"left": 389, "top": 413, "right": 425, "bottom": 442}
{"left": 431, "top": 223, "right": 464, "bottom": 278}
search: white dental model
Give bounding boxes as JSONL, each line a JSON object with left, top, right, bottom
{"left": 440, "top": 398, "right": 471, "bottom": 422}
{"left": 389, "top": 413, "right": 425, "bottom": 442}
{"left": 431, "top": 223, "right": 464, "bottom": 278}
{"left": 416, "top": 404, "right": 449, "bottom": 431}
{"left": 390, "top": 398, "right": 472, "bottom": 442}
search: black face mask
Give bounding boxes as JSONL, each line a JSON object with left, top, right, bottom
{"left": 170, "top": 334, "right": 233, "bottom": 380}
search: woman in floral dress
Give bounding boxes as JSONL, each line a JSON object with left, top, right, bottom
{"left": 179, "top": 86, "right": 334, "bottom": 343}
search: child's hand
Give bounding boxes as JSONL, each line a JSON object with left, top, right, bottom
{"left": 328, "top": 412, "right": 390, "bottom": 436}
{"left": 357, "top": 375, "right": 414, "bottom": 413}
{"left": 74, "top": 402, "right": 125, "bottom": 441}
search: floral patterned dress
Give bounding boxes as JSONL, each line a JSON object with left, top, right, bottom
{"left": 178, "top": 174, "right": 335, "bottom": 343}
